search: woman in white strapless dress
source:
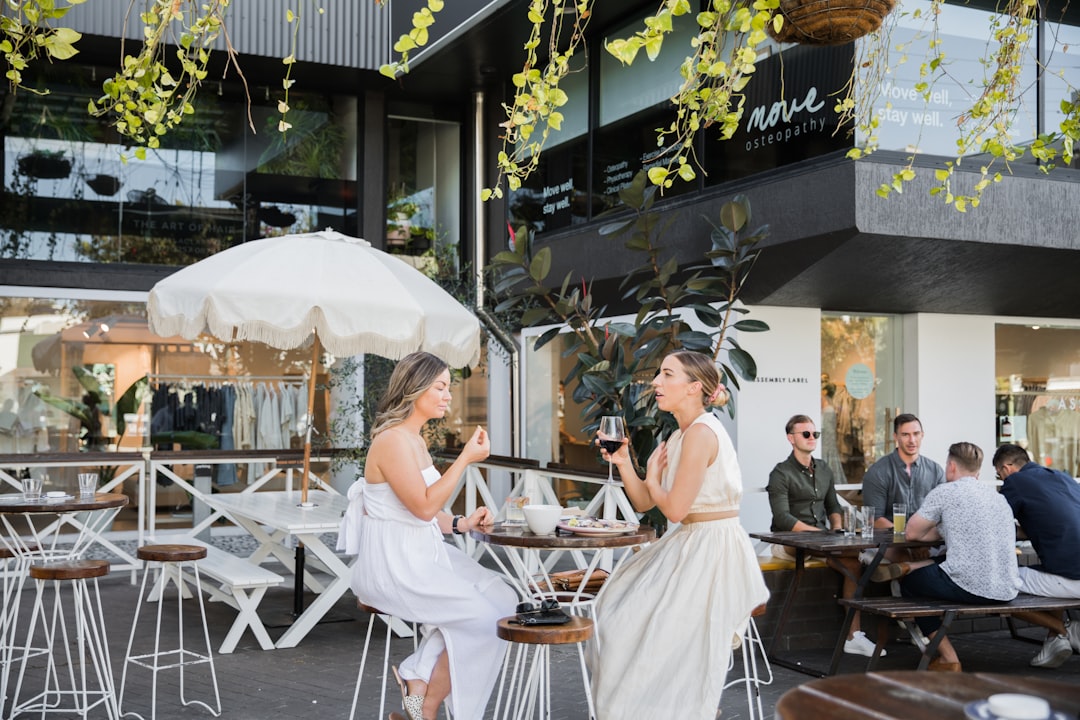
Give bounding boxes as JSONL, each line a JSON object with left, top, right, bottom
{"left": 591, "top": 350, "right": 769, "bottom": 720}
{"left": 350, "top": 352, "right": 516, "bottom": 720}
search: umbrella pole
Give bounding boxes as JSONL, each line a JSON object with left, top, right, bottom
{"left": 300, "top": 333, "right": 320, "bottom": 506}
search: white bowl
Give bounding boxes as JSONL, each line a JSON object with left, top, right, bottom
{"left": 987, "top": 694, "right": 1050, "bottom": 720}
{"left": 522, "top": 504, "right": 562, "bottom": 535}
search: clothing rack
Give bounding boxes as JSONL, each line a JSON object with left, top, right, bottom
{"left": 147, "top": 374, "right": 307, "bottom": 384}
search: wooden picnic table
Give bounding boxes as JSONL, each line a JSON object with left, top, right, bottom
{"left": 775, "top": 670, "right": 1080, "bottom": 719}
{"left": 750, "top": 529, "right": 940, "bottom": 676}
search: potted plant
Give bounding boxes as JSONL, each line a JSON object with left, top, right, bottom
{"left": 16, "top": 149, "right": 72, "bottom": 180}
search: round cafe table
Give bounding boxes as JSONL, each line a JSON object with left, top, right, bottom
{"left": 775, "top": 670, "right": 1080, "bottom": 720}
{"left": 0, "top": 492, "right": 129, "bottom": 717}
{"left": 469, "top": 523, "right": 656, "bottom": 606}
{"left": 0, "top": 492, "right": 129, "bottom": 561}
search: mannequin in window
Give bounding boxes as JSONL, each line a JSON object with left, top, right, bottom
{"left": 820, "top": 376, "right": 846, "bottom": 483}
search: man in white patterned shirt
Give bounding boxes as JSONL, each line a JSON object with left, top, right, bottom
{"left": 871, "top": 442, "right": 1021, "bottom": 671}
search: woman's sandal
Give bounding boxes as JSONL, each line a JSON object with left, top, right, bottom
{"left": 391, "top": 665, "right": 426, "bottom": 720}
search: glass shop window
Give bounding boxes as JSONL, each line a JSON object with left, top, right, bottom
{"left": 820, "top": 313, "right": 904, "bottom": 486}
{"left": 995, "top": 324, "right": 1080, "bottom": 477}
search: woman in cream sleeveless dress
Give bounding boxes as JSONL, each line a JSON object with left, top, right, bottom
{"left": 591, "top": 351, "right": 769, "bottom": 720}
{"left": 350, "top": 352, "right": 516, "bottom": 720}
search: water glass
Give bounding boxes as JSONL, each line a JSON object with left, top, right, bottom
{"left": 505, "top": 496, "right": 529, "bottom": 525}
{"left": 843, "top": 506, "right": 857, "bottom": 538}
{"left": 860, "top": 506, "right": 876, "bottom": 539}
{"left": 21, "top": 476, "right": 43, "bottom": 502}
{"left": 78, "top": 472, "right": 99, "bottom": 498}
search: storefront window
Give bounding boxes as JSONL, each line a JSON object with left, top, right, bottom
{"left": 0, "top": 295, "right": 326, "bottom": 457}
{"left": 820, "top": 313, "right": 904, "bottom": 485}
{"left": 1, "top": 63, "right": 358, "bottom": 264}
{"left": 507, "top": 68, "right": 590, "bottom": 235}
{"left": 385, "top": 117, "right": 460, "bottom": 257}
{"left": 860, "top": 0, "right": 1038, "bottom": 156}
{"left": 995, "top": 324, "right": 1080, "bottom": 476}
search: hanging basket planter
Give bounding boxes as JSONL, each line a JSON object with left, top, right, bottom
{"left": 16, "top": 152, "right": 72, "bottom": 180}
{"left": 769, "top": 0, "right": 898, "bottom": 45}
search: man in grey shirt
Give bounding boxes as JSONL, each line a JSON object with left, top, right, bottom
{"left": 862, "top": 413, "right": 945, "bottom": 528}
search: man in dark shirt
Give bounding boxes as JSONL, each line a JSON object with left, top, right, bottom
{"left": 767, "top": 415, "right": 879, "bottom": 656}
{"left": 993, "top": 443, "right": 1080, "bottom": 668}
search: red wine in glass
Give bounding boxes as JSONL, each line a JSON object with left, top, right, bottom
{"left": 598, "top": 439, "right": 623, "bottom": 454}
{"left": 598, "top": 415, "right": 626, "bottom": 483}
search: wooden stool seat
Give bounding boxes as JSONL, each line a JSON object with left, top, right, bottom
{"left": 137, "top": 544, "right": 208, "bottom": 562}
{"left": 496, "top": 616, "right": 594, "bottom": 645}
{"left": 751, "top": 602, "right": 767, "bottom": 617}
{"left": 28, "top": 559, "right": 110, "bottom": 581}
{"left": 0, "top": 545, "right": 39, "bottom": 559}
{"left": 356, "top": 601, "right": 386, "bottom": 615}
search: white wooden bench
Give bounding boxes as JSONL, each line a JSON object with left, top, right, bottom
{"left": 168, "top": 539, "right": 285, "bottom": 654}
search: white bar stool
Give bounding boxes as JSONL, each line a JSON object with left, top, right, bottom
{"left": 349, "top": 602, "right": 419, "bottom": 720}
{"left": 10, "top": 558, "right": 119, "bottom": 719}
{"left": 117, "top": 544, "right": 221, "bottom": 720}
{"left": 723, "top": 603, "right": 773, "bottom": 720}
{"left": 492, "top": 615, "right": 595, "bottom": 720}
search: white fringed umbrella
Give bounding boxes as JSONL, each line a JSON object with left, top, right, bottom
{"left": 147, "top": 229, "right": 481, "bottom": 504}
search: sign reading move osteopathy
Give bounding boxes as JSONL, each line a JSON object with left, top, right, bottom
{"left": 704, "top": 44, "right": 852, "bottom": 184}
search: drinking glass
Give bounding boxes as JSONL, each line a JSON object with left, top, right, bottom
{"left": 597, "top": 415, "right": 627, "bottom": 484}
{"left": 843, "top": 506, "right": 857, "bottom": 538}
{"left": 21, "top": 476, "right": 42, "bottom": 502}
{"left": 861, "top": 506, "right": 876, "bottom": 539}
{"left": 78, "top": 472, "right": 99, "bottom": 498}
{"left": 892, "top": 503, "right": 907, "bottom": 535}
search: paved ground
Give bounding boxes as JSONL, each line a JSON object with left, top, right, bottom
{"left": 4, "top": 539, "right": 1079, "bottom": 719}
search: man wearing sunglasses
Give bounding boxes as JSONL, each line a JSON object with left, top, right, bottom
{"left": 767, "top": 415, "right": 878, "bottom": 656}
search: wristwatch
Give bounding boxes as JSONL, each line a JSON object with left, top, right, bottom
{"left": 452, "top": 515, "right": 465, "bottom": 535}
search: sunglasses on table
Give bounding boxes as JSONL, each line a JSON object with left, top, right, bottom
{"left": 516, "top": 599, "right": 561, "bottom": 614}
{"left": 793, "top": 431, "right": 821, "bottom": 439}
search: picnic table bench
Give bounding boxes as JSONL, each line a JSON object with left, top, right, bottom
{"left": 172, "top": 540, "right": 285, "bottom": 653}
{"left": 834, "top": 593, "right": 1080, "bottom": 672}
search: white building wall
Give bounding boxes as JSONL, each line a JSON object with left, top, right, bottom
{"left": 908, "top": 314, "right": 1001, "bottom": 481}
{"left": 735, "top": 306, "right": 822, "bottom": 533}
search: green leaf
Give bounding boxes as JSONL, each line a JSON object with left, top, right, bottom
{"left": 732, "top": 319, "right": 769, "bottom": 332}
{"left": 720, "top": 199, "right": 748, "bottom": 232}
{"left": 533, "top": 326, "right": 563, "bottom": 350}
{"left": 598, "top": 219, "right": 634, "bottom": 236}
{"left": 606, "top": 322, "right": 637, "bottom": 337}
{"left": 529, "top": 247, "right": 551, "bottom": 282}
{"left": 728, "top": 347, "right": 757, "bottom": 381}
{"left": 520, "top": 307, "right": 551, "bottom": 326}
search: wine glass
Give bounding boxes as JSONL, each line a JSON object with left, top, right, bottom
{"left": 597, "top": 415, "right": 627, "bottom": 484}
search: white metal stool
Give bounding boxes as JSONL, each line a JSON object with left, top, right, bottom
{"left": 724, "top": 603, "right": 773, "bottom": 720}
{"left": 349, "top": 602, "right": 419, "bottom": 720}
{"left": 10, "top": 558, "right": 119, "bottom": 719}
{"left": 493, "top": 615, "right": 595, "bottom": 720}
{"left": 118, "top": 544, "right": 221, "bottom": 720}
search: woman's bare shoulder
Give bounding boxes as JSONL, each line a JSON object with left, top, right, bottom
{"left": 367, "top": 430, "right": 415, "bottom": 480}
{"left": 681, "top": 421, "right": 719, "bottom": 457}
